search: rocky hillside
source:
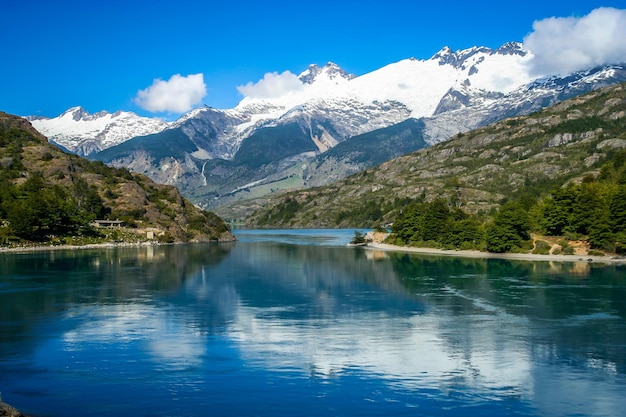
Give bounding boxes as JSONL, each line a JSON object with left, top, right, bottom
{"left": 0, "top": 112, "right": 234, "bottom": 245}
{"left": 86, "top": 47, "right": 624, "bottom": 213}
{"left": 247, "top": 82, "right": 626, "bottom": 228}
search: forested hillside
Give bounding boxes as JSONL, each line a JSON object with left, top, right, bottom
{"left": 0, "top": 113, "right": 234, "bottom": 246}
{"left": 248, "top": 83, "right": 626, "bottom": 254}
{"left": 385, "top": 158, "right": 626, "bottom": 254}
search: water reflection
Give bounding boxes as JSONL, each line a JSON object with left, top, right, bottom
{"left": 0, "top": 243, "right": 233, "bottom": 352}
{"left": 1, "top": 235, "right": 625, "bottom": 416}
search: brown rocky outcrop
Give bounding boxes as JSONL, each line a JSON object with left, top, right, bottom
{"left": 0, "top": 401, "right": 31, "bottom": 417}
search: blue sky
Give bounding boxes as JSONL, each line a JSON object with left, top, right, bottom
{"left": 2, "top": 0, "right": 625, "bottom": 119}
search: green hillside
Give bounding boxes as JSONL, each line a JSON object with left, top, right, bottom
{"left": 247, "top": 83, "right": 626, "bottom": 254}
{"left": 0, "top": 113, "right": 234, "bottom": 247}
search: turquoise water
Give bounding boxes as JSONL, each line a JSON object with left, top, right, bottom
{"left": 1, "top": 229, "right": 625, "bottom": 416}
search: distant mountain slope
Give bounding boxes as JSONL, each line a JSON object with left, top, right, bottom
{"left": 0, "top": 112, "right": 234, "bottom": 244}
{"left": 28, "top": 44, "right": 626, "bottom": 215}
{"left": 422, "top": 64, "right": 626, "bottom": 141}
{"left": 95, "top": 60, "right": 625, "bottom": 214}
{"left": 246, "top": 82, "right": 626, "bottom": 228}
{"left": 27, "top": 106, "right": 168, "bottom": 156}
{"left": 213, "top": 64, "right": 626, "bottom": 218}
{"left": 303, "top": 118, "right": 429, "bottom": 187}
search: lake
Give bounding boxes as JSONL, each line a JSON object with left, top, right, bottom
{"left": 1, "top": 229, "right": 625, "bottom": 416}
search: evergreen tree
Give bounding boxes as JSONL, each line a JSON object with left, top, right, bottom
{"left": 588, "top": 221, "right": 614, "bottom": 252}
{"left": 486, "top": 201, "right": 530, "bottom": 253}
{"left": 391, "top": 199, "right": 484, "bottom": 249}
{"left": 610, "top": 185, "right": 626, "bottom": 234}
{"left": 421, "top": 199, "right": 451, "bottom": 242}
{"left": 541, "top": 186, "right": 576, "bottom": 236}
{"left": 485, "top": 223, "right": 517, "bottom": 253}
{"left": 567, "top": 182, "right": 607, "bottom": 236}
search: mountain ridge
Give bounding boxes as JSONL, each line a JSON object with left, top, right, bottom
{"left": 28, "top": 107, "right": 168, "bottom": 156}
{"left": 245, "top": 82, "right": 626, "bottom": 229}
{"left": 32, "top": 43, "right": 534, "bottom": 158}
{"left": 25, "top": 43, "right": 626, "bottom": 217}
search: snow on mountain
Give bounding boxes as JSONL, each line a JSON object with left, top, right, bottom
{"left": 299, "top": 62, "right": 355, "bottom": 85}
{"left": 29, "top": 42, "right": 626, "bottom": 214}
{"left": 29, "top": 44, "right": 535, "bottom": 160}
{"left": 422, "top": 64, "right": 626, "bottom": 146}
{"left": 216, "top": 43, "right": 533, "bottom": 157}
{"left": 233, "top": 61, "right": 355, "bottom": 123}
{"left": 168, "top": 106, "right": 254, "bottom": 160}
{"left": 226, "top": 43, "right": 535, "bottom": 150}
{"left": 342, "top": 42, "right": 532, "bottom": 117}
{"left": 28, "top": 107, "right": 168, "bottom": 156}
{"left": 246, "top": 43, "right": 530, "bottom": 114}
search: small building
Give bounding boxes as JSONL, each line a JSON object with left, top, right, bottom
{"left": 92, "top": 220, "right": 124, "bottom": 228}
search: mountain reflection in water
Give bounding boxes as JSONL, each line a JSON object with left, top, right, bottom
{"left": 0, "top": 230, "right": 625, "bottom": 417}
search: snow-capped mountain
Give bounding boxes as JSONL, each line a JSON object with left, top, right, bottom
{"left": 299, "top": 62, "right": 355, "bottom": 84}
{"left": 227, "top": 42, "right": 533, "bottom": 148}
{"left": 33, "top": 43, "right": 533, "bottom": 160}
{"left": 300, "top": 63, "right": 626, "bottom": 189}
{"left": 27, "top": 107, "right": 168, "bottom": 156}
{"left": 28, "top": 42, "right": 626, "bottom": 214}
{"left": 422, "top": 64, "right": 626, "bottom": 143}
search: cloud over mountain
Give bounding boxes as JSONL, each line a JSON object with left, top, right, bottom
{"left": 524, "top": 7, "right": 626, "bottom": 76}
{"left": 237, "top": 71, "right": 304, "bottom": 99}
{"left": 135, "top": 73, "right": 207, "bottom": 113}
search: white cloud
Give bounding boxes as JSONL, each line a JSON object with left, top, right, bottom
{"left": 134, "top": 73, "right": 207, "bottom": 113}
{"left": 237, "top": 71, "right": 304, "bottom": 99}
{"left": 523, "top": 7, "right": 626, "bottom": 76}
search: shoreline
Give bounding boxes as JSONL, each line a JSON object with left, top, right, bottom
{"left": 0, "top": 234, "right": 236, "bottom": 255}
{"left": 0, "top": 240, "right": 161, "bottom": 254}
{"left": 2, "top": 238, "right": 624, "bottom": 264}
{"left": 366, "top": 243, "right": 626, "bottom": 264}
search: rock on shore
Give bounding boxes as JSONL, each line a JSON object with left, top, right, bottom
{"left": 0, "top": 401, "right": 31, "bottom": 417}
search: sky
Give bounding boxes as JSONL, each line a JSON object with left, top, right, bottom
{"left": 1, "top": 0, "right": 625, "bottom": 119}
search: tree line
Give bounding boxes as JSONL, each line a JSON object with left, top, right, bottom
{"left": 0, "top": 124, "right": 108, "bottom": 242}
{"left": 0, "top": 172, "right": 107, "bottom": 242}
{"left": 387, "top": 150, "right": 626, "bottom": 254}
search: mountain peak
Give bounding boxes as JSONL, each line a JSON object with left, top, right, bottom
{"left": 30, "top": 107, "right": 168, "bottom": 156}
{"left": 429, "top": 43, "right": 529, "bottom": 71}
{"left": 60, "top": 106, "right": 111, "bottom": 122}
{"left": 433, "top": 45, "right": 453, "bottom": 56}
{"left": 431, "top": 45, "right": 492, "bottom": 68}
{"left": 431, "top": 46, "right": 456, "bottom": 65}
{"left": 61, "top": 106, "right": 89, "bottom": 121}
{"left": 494, "top": 42, "right": 527, "bottom": 56}
{"left": 299, "top": 62, "right": 354, "bottom": 85}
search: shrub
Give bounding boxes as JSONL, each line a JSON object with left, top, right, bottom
{"left": 158, "top": 231, "right": 175, "bottom": 243}
{"left": 557, "top": 239, "right": 575, "bottom": 255}
{"left": 532, "top": 240, "right": 551, "bottom": 255}
{"left": 350, "top": 230, "right": 367, "bottom": 244}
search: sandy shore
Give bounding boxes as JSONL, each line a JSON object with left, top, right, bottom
{"left": 366, "top": 243, "right": 626, "bottom": 264}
